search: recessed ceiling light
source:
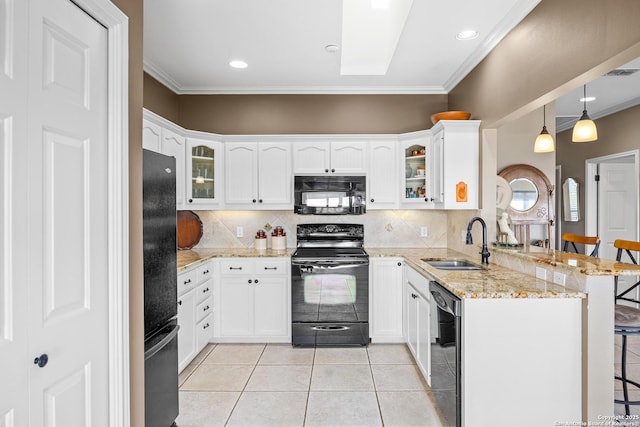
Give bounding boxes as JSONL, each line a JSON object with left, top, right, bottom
{"left": 579, "top": 96, "right": 596, "bottom": 102}
{"left": 456, "top": 30, "right": 479, "bottom": 41}
{"left": 325, "top": 44, "right": 339, "bottom": 53}
{"left": 229, "top": 60, "right": 248, "bottom": 69}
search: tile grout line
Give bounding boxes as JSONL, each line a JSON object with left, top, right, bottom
{"left": 223, "top": 343, "right": 268, "bottom": 426}
{"left": 302, "top": 346, "right": 316, "bottom": 427}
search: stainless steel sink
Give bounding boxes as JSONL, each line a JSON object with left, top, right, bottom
{"left": 422, "top": 259, "right": 484, "bottom": 271}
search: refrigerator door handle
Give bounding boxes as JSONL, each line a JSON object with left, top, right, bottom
{"left": 144, "top": 324, "right": 180, "bottom": 361}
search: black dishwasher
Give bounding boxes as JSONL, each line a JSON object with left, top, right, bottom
{"left": 430, "top": 281, "right": 462, "bottom": 427}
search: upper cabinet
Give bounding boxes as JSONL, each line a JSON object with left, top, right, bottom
{"left": 399, "top": 121, "right": 479, "bottom": 210}
{"left": 400, "top": 132, "right": 431, "bottom": 208}
{"left": 433, "top": 120, "right": 480, "bottom": 210}
{"left": 142, "top": 116, "right": 186, "bottom": 209}
{"left": 293, "top": 141, "right": 367, "bottom": 174}
{"left": 224, "top": 142, "right": 292, "bottom": 209}
{"left": 186, "top": 137, "right": 223, "bottom": 209}
{"left": 368, "top": 140, "right": 398, "bottom": 209}
{"left": 143, "top": 109, "right": 480, "bottom": 213}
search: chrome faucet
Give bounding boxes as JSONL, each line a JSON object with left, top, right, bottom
{"left": 466, "top": 216, "right": 490, "bottom": 264}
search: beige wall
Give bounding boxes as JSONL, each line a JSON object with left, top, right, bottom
{"left": 449, "top": 0, "right": 640, "bottom": 128}
{"left": 176, "top": 94, "right": 447, "bottom": 135}
{"left": 110, "top": 0, "right": 144, "bottom": 426}
{"left": 144, "top": 73, "right": 179, "bottom": 123}
{"left": 557, "top": 104, "right": 640, "bottom": 237}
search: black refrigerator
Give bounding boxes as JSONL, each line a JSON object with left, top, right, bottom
{"left": 143, "top": 149, "right": 179, "bottom": 427}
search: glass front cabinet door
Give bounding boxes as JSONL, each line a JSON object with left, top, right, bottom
{"left": 186, "top": 138, "right": 222, "bottom": 208}
{"left": 400, "top": 134, "right": 433, "bottom": 208}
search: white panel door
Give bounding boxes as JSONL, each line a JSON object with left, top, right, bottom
{"left": 225, "top": 143, "right": 259, "bottom": 205}
{"left": 253, "top": 277, "right": 289, "bottom": 336}
{"left": 599, "top": 163, "right": 637, "bottom": 259}
{"left": 0, "top": 0, "right": 30, "bottom": 424}
{"left": 258, "top": 143, "right": 292, "bottom": 206}
{"left": 28, "top": 0, "right": 109, "bottom": 425}
{"left": 292, "top": 142, "right": 330, "bottom": 174}
{"left": 598, "top": 162, "right": 638, "bottom": 297}
{"left": 330, "top": 141, "right": 367, "bottom": 173}
{"left": 368, "top": 141, "right": 398, "bottom": 209}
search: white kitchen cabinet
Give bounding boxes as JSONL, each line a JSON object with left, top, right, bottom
{"left": 431, "top": 120, "right": 480, "bottom": 209}
{"left": 399, "top": 132, "right": 432, "bottom": 209}
{"left": 177, "top": 288, "right": 196, "bottom": 371}
{"left": 292, "top": 141, "right": 367, "bottom": 174}
{"left": 216, "top": 258, "right": 290, "bottom": 342}
{"left": 404, "top": 265, "right": 431, "bottom": 381}
{"left": 367, "top": 140, "right": 398, "bottom": 209}
{"left": 142, "top": 111, "right": 187, "bottom": 210}
{"left": 399, "top": 121, "right": 479, "bottom": 210}
{"left": 370, "top": 258, "right": 404, "bottom": 342}
{"left": 224, "top": 142, "right": 292, "bottom": 209}
{"left": 177, "top": 261, "right": 214, "bottom": 372}
{"left": 160, "top": 127, "right": 186, "bottom": 209}
{"left": 186, "top": 137, "right": 223, "bottom": 209}
{"left": 142, "top": 119, "right": 162, "bottom": 152}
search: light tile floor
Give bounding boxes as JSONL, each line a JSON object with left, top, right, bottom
{"left": 177, "top": 344, "right": 446, "bottom": 427}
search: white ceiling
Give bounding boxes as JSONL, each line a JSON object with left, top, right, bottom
{"left": 144, "top": 0, "right": 640, "bottom": 126}
{"left": 144, "top": 0, "right": 540, "bottom": 94}
{"left": 555, "top": 57, "right": 640, "bottom": 132}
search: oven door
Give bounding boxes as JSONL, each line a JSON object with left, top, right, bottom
{"left": 291, "top": 258, "right": 369, "bottom": 345}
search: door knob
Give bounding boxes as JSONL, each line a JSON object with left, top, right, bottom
{"left": 34, "top": 354, "right": 49, "bottom": 368}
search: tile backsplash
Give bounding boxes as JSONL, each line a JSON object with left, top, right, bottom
{"left": 190, "top": 209, "right": 462, "bottom": 249}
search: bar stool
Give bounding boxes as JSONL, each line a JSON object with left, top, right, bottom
{"left": 613, "top": 239, "right": 640, "bottom": 415}
{"left": 561, "top": 233, "right": 601, "bottom": 257}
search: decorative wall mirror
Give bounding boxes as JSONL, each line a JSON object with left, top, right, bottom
{"left": 562, "top": 178, "right": 580, "bottom": 222}
{"left": 498, "top": 164, "right": 554, "bottom": 247}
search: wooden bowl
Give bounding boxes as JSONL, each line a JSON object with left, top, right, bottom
{"left": 430, "top": 111, "right": 471, "bottom": 124}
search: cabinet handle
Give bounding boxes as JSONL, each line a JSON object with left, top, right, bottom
{"left": 252, "top": 199, "right": 257, "bottom": 203}
{"left": 34, "top": 354, "right": 49, "bottom": 368}
{"left": 254, "top": 279, "right": 259, "bottom": 284}
{"left": 259, "top": 199, "right": 263, "bottom": 203}
{"left": 183, "top": 279, "right": 192, "bottom": 284}
{"left": 203, "top": 305, "right": 210, "bottom": 312}
{"left": 203, "top": 323, "right": 210, "bottom": 329}
{"left": 411, "top": 293, "right": 418, "bottom": 299}
{"left": 203, "top": 270, "right": 209, "bottom": 274}
{"left": 264, "top": 266, "right": 278, "bottom": 270}
{"left": 188, "top": 199, "right": 193, "bottom": 203}
{"left": 248, "top": 279, "right": 252, "bottom": 283}
{"left": 370, "top": 198, "right": 374, "bottom": 203}
{"left": 331, "top": 168, "right": 335, "bottom": 173}
{"left": 178, "top": 300, "right": 182, "bottom": 306}
{"left": 202, "top": 287, "right": 209, "bottom": 293}
{"left": 324, "top": 169, "right": 329, "bottom": 173}
{"left": 397, "top": 262, "right": 402, "bottom": 267}
{"left": 229, "top": 267, "right": 242, "bottom": 270}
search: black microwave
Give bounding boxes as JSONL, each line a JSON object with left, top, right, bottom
{"left": 294, "top": 176, "right": 366, "bottom": 215}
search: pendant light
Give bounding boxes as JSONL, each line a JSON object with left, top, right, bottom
{"left": 534, "top": 104, "right": 555, "bottom": 153}
{"left": 572, "top": 85, "right": 598, "bottom": 142}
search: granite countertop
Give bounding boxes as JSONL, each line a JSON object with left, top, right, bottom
{"left": 490, "top": 244, "right": 640, "bottom": 276}
{"left": 179, "top": 246, "right": 589, "bottom": 300}
{"left": 177, "top": 247, "right": 293, "bottom": 271}
{"left": 366, "top": 248, "right": 586, "bottom": 300}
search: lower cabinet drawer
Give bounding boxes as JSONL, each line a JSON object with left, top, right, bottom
{"left": 197, "top": 281, "right": 213, "bottom": 304}
{"left": 196, "top": 297, "right": 213, "bottom": 323}
{"left": 196, "top": 314, "right": 213, "bottom": 350}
